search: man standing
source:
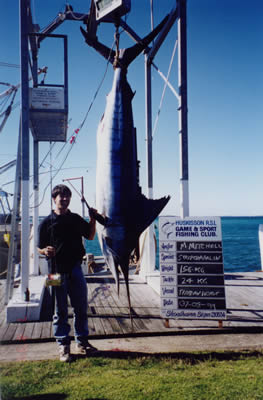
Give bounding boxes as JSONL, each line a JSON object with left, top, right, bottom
{"left": 38, "top": 184, "right": 98, "bottom": 362}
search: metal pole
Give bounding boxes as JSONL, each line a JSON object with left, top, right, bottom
{"left": 32, "top": 139, "right": 39, "bottom": 275}
{"left": 64, "top": 35, "right": 69, "bottom": 115}
{"left": 5, "top": 119, "right": 22, "bottom": 304}
{"left": 177, "top": 0, "right": 189, "bottom": 218}
{"left": 150, "top": 0, "right": 154, "bottom": 32}
{"left": 145, "top": 53, "right": 153, "bottom": 198}
{"left": 20, "top": 0, "right": 30, "bottom": 299}
{"left": 259, "top": 225, "right": 263, "bottom": 271}
{"left": 32, "top": 43, "right": 39, "bottom": 276}
{"left": 81, "top": 176, "right": 85, "bottom": 218}
{"left": 142, "top": 52, "right": 155, "bottom": 278}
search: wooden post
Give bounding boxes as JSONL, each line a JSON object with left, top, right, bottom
{"left": 218, "top": 320, "right": 223, "bottom": 328}
{"left": 164, "top": 319, "right": 170, "bottom": 328}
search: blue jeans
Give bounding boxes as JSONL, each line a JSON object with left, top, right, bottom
{"left": 53, "top": 262, "right": 89, "bottom": 346}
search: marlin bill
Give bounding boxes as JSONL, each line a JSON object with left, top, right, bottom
{"left": 81, "top": 16, "right": 170, "bottom": 314}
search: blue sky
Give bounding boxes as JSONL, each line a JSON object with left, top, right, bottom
{"left": 1, "top": 0, "right": 262, "bottom": 217}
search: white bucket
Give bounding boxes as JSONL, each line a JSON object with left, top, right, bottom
{"left": 39, "top": 255, "right": 49, "bottom": 275}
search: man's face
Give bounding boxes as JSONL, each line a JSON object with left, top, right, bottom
{"left": 54, "top": 193, "right": 71, "bottom": 212}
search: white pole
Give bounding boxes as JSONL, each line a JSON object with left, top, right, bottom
{"left": 177, "top": 0, "right": 189, "bottom": 218}
{"left": 141, "top": 53, "right": 155, "bottom": 279}
{"left": 20, "top": 0, "right": 30, "bottom": 300}
{"left": 30, "top": 139, "right": 39, "bottom": 275}
{"left": 259, "top": 225, "right": 263, "bottom": 271}
{"left": 180, "top": 179, "right": 189, "bottom": 218}
{"left": 21, "top": 182, "right": 30, "bottom": 298}
{"left": 33, "top": 181, "right": 39, "bottom": 275}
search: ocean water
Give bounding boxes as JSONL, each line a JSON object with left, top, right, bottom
{"left": 85, "top": 216, "right": 263, "bottom": 273}
{"left": 220, "top": 216, "right": 263, "bottom": 272}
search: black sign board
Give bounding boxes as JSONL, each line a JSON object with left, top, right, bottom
{"left": 159, "top": 217, "right": 226, "bottom": 320}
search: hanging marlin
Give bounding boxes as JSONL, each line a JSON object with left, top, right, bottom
{"left": 80, "top": 16, "right": 170, "bottom": 315}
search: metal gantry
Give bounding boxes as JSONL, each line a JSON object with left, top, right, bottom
{"left": 7, "top": 0, "right": 189, "bottom": 302}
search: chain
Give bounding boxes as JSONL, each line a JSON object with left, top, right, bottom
{"left": 113, "top": 25, "right": 120, "bottom": 69}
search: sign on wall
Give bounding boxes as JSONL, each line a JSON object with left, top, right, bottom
{"left": 30, "top": 87, "right": 64, "bottom": 110}
{"left": 159, "top": 216, "right": 226, "bottom": 320}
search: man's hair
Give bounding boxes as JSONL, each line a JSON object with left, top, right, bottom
{"left": 51, "top": 184, "right": 72, "bottom": 199}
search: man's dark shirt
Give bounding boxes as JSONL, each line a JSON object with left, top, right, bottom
{"left": 38, "top": 210, "right": 91, "bottom": 273}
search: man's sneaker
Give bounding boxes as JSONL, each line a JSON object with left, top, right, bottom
{"left": 75, "top": 341, "right": 97, "bottom": 355}
{"left": 58, "top": 344, "right": 71, "bottom": 362}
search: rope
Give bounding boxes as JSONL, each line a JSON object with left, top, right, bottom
{"left": 0, "top": 94, "right": 11, "bottom": 113}
{"left": 49, "top": 141, "right": 53, "bottom": 211}
{"left": 67, "top": 9, "right": 88, "bottom": 21}
{"left": 31, "top": 41, "right": 115, "bottom": 209}
{"left": 152, "top": 38, "right": 178, "bottom": 138}
{"left": 0, "top": 62, "right": 20, "bottom": 68}
{"left": 0, "top": 89, "right": 17, "bottom": 124}
{"left": 69, "top": 38, "right": 115, "bottom": 144}
{"left": 66, "top": 180, "right": 82, "bottom": 198}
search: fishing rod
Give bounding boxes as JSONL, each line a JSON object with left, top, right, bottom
{"left": 62, "top": 177, "right": 106, "bottom": 226}
{"left": 80, "top": 195, "right": 106, "bottom": 226}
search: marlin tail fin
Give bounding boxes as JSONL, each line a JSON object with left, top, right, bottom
{"left": 80, "top": 14, "right": 169, "bottom": 69}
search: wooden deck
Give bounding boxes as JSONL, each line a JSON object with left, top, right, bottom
{"left": 1, "top": 271, "right": 263, "bottom": 344}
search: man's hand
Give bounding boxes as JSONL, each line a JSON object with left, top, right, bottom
{"left": 44, "top": 246, "right": 56, "bottom": 258}
{"left": 89, "top": 207, "right": 98, "bottom": 221}
{"left": 89, "top": 207, "right": 107, "bottom": 226}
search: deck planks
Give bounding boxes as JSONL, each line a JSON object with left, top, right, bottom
{"left": 0, "top": 271, "right": 263, "bottom": 344}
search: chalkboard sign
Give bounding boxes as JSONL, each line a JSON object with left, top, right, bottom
{"left": 159, "top": 216, "right": 226, "bottom": 320}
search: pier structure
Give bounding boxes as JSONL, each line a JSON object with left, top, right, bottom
{"left": 5, "top": 0, "right": 189, "bottom": 322}
{"left": 5, "top": 0, "right": 71, "bottom": 322}
{"left": 1, "top": 271, "right": 263, "bottom": 344}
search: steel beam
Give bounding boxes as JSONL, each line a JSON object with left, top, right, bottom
{"left": 177, "top": 0, "right": 189, "bottom": 218}
{"left": 20, "top": 0, "right": 30, "bottom": 300}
